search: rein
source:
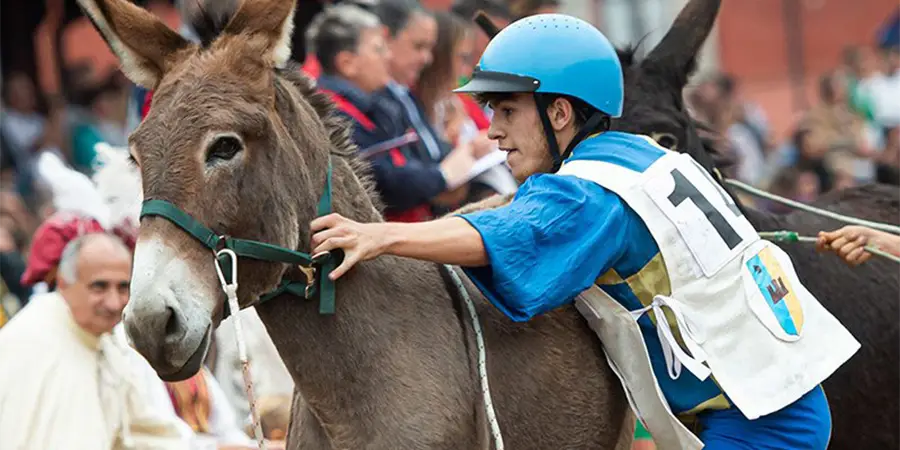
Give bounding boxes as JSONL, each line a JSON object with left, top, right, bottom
{"left": 723, "top": 177, "right": 900, "bottom": 264}
{"left": 139, "top": 157, "right": 339, "bottom": 318}
{"left": 438, "top": 264, "right": 505, "bottom": 450}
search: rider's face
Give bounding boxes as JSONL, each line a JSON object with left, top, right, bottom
{"left": 486, "top": 93, "right": 554, "bottom": 182}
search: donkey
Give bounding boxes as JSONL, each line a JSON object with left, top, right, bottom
{"left": 77, "top": 0, "right": 635, "bottom": 448}
{"left": 607, "top": 1, "right": 899, "bottom": 448}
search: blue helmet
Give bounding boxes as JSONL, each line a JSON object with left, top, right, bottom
{"left": 455, "top": 14, "right": 624, "bottom": 118}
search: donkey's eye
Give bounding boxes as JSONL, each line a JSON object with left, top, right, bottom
{"left": 206, "top": 135, "right": 243, "bottom": 163}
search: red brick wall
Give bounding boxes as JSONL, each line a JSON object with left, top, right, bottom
{"left": 716, "top": 0, "right": 896, "bottom": 139}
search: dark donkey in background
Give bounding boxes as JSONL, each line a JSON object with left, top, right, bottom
{"left": 602, "top": 0, "right": 899, "bottom": 447}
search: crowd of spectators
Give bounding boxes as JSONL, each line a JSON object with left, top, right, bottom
{"left": 687, "top": 32, "right": 900, "bottom": 211}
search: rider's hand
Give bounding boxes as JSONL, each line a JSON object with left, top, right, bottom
{"left": 816, "top": 226, "right": 873, "bottom": 266}
{"left": 310, "top": 214, "right": 391, "bottom": 280}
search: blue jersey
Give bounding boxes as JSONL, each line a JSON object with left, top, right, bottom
{"left": 459, "top": 131, "right": 728, "bottom": 416}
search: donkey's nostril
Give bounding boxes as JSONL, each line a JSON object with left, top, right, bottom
{"left": 164, "top": 306, "right": 179, "bottom": 337}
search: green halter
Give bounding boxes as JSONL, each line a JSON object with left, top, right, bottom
{"left": 138, "top": 158, "right": 337, "bottom": 318}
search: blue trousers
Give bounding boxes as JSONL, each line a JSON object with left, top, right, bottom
{"left": 696, "top": 386, "right": 831, "bottom": 449}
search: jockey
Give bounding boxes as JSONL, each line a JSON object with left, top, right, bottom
{"left": 310, "top": 13, "right": 859, "bottom": 449}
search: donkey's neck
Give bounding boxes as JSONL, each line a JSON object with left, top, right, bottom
{"left": 256, "top": 254, "right": 476, "bottom": 445}
{"left": 256, "top": 159, "right": 476, "bottom": 444}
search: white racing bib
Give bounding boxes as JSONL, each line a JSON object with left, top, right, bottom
{"left": 559, "top": 135, "right": 859, "bottom": 420}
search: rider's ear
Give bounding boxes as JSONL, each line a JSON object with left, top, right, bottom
{"left": 548, "top": 97, "right": 576, "bottom": 132}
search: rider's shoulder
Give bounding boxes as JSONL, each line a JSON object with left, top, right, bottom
{"left": 580, "top": 131, "right": 665, "bottom": 152}
{"left": 523, "top": 172, "right": 621, "bottom": 208}
{"left": 568, "top": 131, "right": 667, "bottom": 172}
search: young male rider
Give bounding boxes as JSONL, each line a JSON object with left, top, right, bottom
{"left": 310, "top": 14, "right": 859, "bottom": 449}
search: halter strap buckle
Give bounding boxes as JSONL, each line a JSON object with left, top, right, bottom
{"left": 138, "top": 157, "right": 337, "bottom": 319}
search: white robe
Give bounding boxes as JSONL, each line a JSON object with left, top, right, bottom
{"left": 0, "top": 291, "right": 190, "bottom": 450}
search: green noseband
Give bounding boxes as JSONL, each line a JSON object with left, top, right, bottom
{"left": 138, "top": 158, "right": 337, "bottom": 318}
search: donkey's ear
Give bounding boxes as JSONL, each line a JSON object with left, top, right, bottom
{"left": 77, "top": 0, "right": 190, "bottom": 87}
{"left": 224, "top": 0, "right": 297, "bottom": 68}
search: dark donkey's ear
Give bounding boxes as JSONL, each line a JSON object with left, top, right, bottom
{"left": 76, "top": 0, "right": 191, "bottom": 88}
{"left": 224, "top": 0, "right": 298, "bottom": 69}
{"left": 644, "top": 0, "right": 721, "bottom": 89}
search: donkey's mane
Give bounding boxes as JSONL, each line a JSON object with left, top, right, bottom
{"left": 276, "top": 63, "right": 383, "bottom": 210}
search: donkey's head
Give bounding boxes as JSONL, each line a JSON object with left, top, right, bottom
{"left": 612, "top": 0, "right": 725, "bottom": 173}
{"left": 78, "top": 0, "right": 342, "bottom": 379}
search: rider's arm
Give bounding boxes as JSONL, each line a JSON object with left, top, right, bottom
{"left": 456, "top": 174, "right": 632, "bottom": 322}
{"left": 311, "top": 174, "right": 633, "bottom": 320}
{"left": 379, "top": 217, "right": 489, "bottom": 267}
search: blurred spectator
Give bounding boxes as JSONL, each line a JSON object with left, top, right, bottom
{"left": 1, "top": 72, "right": 45, "bottom": 159}
{"left": 67, "top": 72, "right": 129, "bottom": 174}
{"left": 452, "top": 0, "right": 514, "bottom": 75}
{"left": 792, "top": 127, "right": 833, "bottom": 194}
{"left": 299, "top": 0, "right": 380, "bottom": 79}
{"left": 415, "top": 11, "right": 477, "bottom": 142}
{"left": 15, "top": 208, "right": 257, "bottom": 448}
{"left": 712, "top": 74, "right": 777, "bottom": 186}
{"left": 0, "top": 233, "right": 190, "bottom": 449}
{"left": 858, "top": 45, "right": 900, "bottom": 130}
{"left": 766, "top": 167, "right": 822, "bottom": 213}
{"left": 372, "top": 0, "right": 482, "bottom": 217}
{"left": 802, "top": 71, "right": 878, "bottom": 185}
{"left": 376, "top": 0, "right": 438, "bottom": 89}
{"left": 877, "top": 126, "right": 900, "bottom": 184}
{"left": 1, "top": 72, "right": 48, "bottom": 204}
{"left": 308, "top": 3, "right": 468, "bottom": 221}
{"left": 415, "top": 10, "right": 516, "bottom": 198}
{"left": 842, "top": 46, "right": 879, "bottom": 123}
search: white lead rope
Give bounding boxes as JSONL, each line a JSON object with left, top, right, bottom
{"left": 724, "top": 178, "right": 900, "bottom": 234}
{"left": 210, "top": 256, "right": 500, "bottom": 449}
{"left": 444, "top": 265, "right": 505, "bottom": 450}
{"left": 215, "top": 249, "right": 267, "bottom": 450}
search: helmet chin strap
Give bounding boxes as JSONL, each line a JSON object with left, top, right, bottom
{"left": 533, "top": 94, "right": 609, "bottom": 173}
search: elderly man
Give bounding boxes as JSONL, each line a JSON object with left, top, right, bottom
{"left": 0, "top": 232, "right": 190, "bottom": 449}
{"left": 12, "top": 171, "right": 260, "bottom": 449}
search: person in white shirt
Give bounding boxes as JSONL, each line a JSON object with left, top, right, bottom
{"left": 0, "top": 232, "right": 190, "bottom": 449}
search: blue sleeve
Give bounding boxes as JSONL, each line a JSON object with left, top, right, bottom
{"left": 459, "top": 174, "right": 632, "bottom": 322}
